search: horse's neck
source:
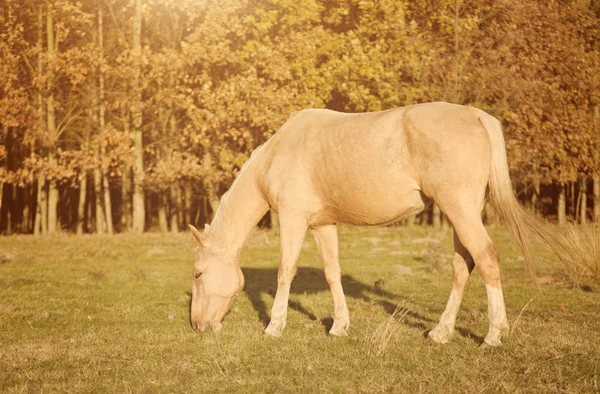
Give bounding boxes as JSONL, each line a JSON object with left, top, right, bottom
{"left": 207, "top": 166, "right": 269, "bottom": 258}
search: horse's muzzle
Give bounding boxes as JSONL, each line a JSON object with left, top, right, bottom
{"left": 192, "top": 321, "right": 222, "bottom": 333}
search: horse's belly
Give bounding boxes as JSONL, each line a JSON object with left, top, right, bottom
{"left": 310, "top": 182, "right": 428, "bottom": 227}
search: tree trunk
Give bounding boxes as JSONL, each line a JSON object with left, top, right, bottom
{"left": 594, "top": 174, "right": 600, "bottom": 224}
{"left": 98, "top": 4, "right": 113, "bottom": 235}
{"left": 21, "top": 185, "right": 30, "bottom": 233}
{"left": 98, "top": 4, "right": 114, "bottom": 235}
{"left": 0, "top": 127, "right": 5, "bottom": 231}
{"left": 270, "top": 209, "right": 279, "bottom": 233}
{"left": 93, "top": 147, "right": 105, "bottom": 233}
{"left": 593, "top": 104, "right": 600, "bottom": 224}
{"left": 46, "top": 4, "right": 59, "bottom": 233}
{"left": 6, "top": 186, "right": 13, "bottom": 235}
{"left": 569, "top": 181, "right": 575, "bottom": 221}
{"left": 441, "top": 212, "right": 449, "bottom": 229}
{"left": 432, "top": 203, "right": 441, "bottom": 229}
{"left": 77, "top": 170, "right": 87, "bottom": 235}
{"left": 202, "top": 151, "right": 220, "bottom": 220}
{"left": 0, "top": 182, "right": 3, "bottom": 233}
{"left": 170, "top": 185, "right": 180, "bottom": 233}
{"left": 558, "top": 184, "right": 567, "bottom": 226}
{"left": 34, "top": 174, "right": 47, "bottom": 235}
{"left": 184, "top": 183, "right": 192, "bottom": 226}
{"left": 131, "top": 0, "right": 145, "bottom": 233}
{"left": 158, "top": 193, "right": 168, "bottom": 233}
{"left": 90, "top": 85, "right": 105, "bottom": 234}
{"left": 47, "top": 167, "right": 58, "bottom": 232}
{"left": 120, "top": 107, "right": 132, "bottom": 232}
{"left": 121, "top": 162, "right": 132, "bottom": 231}
{"left": 580, "top": 177, "right": 587, "bottom": 225}
{"left": 167, "top": 109, "right": 180, "bottom": 233}
{"left": 530, "top": 179, "right": 541, "bottom": 215}
{"left": 33, "top": 6, "right": 45, "bottom": 236}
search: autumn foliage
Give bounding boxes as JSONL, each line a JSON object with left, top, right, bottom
{"left": 0, "top": 0, "right": 599, "bottom": 234}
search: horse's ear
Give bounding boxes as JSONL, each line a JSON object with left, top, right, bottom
{"left": 189, "top": 224, "right": 208, "bottom": 248}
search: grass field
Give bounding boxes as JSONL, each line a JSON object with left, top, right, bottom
{"left": 1, "top": 226, "right": 599, "bottom": 393}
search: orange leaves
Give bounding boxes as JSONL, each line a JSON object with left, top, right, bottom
{"left": 1, "top": 0, "right": 599, "bottom": 210}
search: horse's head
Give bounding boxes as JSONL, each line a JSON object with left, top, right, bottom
{"left": 189, "top": 224, "right": 244, "bottom": 333}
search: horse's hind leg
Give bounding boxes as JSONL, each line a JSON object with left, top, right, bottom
{"left": 428, "top": 230, "right": 475, "bottom": 343}
{"left": 264, "top": 213, "right": 308, "bottom": 337}
{"left": 312, "top": 225, "right": 350, "bottom": 336}
{"left": 444, "top": 208, "right": 509, "bottom": 347}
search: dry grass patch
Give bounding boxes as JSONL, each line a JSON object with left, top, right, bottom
{"left": 556, "top": 224, "right": 600, "bottom": 290}
{"left": 362, "top": 291, "right": 419, "bottom": 357}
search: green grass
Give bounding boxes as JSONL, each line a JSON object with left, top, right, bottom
{"left": 1, "top": 226, "right": 599, "bottom": 393}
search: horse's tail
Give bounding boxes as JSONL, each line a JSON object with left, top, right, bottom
{"left": 478, "top": 111, "right": 565, "bottom": 278}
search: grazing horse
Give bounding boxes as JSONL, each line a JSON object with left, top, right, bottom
{"left": 189, "top": 101, "right": 548, "bottom": 348}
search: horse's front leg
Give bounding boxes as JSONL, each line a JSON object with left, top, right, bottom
{"left": 312, "top": 224, "right": 350, "bottom": 336}
{"left": 264, "top": 215, "right": 308, "bottom": 337}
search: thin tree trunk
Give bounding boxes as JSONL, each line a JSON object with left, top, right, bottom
{"left": 102, "top": 174, "right": 113, "bottom": 233}
{"left": 184, "top": 183, "right": 192, "bottom": 226}
{"left": 6, "top": 186, "right": 13, "bottom": 235}
{"left": 531, "top": 179, "right": 541, "bottom": 215}
{"left": 0, "top": 127, "right": 5, "bottom": 231}
{"left": 270, "top": 209, "right": 279, "bottom": 233}
{"left": 594, "top": 105, "right": 600, "bottom": 223}
{"left": 35, "top": 174, "right": 48, "bottom": 235}
{"left": 131, "top": 0, "right": 145, "bottom": 233}
{"left": 86, "top": 185, "right": 93, "bottom": 230}
{"left": 558, "top": 184, "right": 567, "bottom": 226}
{"left": 121, "top": 162, "right": 132, "bottom": 231}
{"left": 0, "top": 181, "right": 3, "bottom": 231}
{"left": 569, "top": 181, "right": 575, "bottom": 221}
{"left": 90, "top": 94, "right": 105, "bottom": 234}
{"left": 202, "top": 151, "right": 220, "bottom": 219}
{"left": 77, "top": 171, "right": 87, "bottom": 235}
{"left": 98, "top": 4, "right": 113, "bottom": 235}
{"left": 93, "top": 152, "right": 105, "bottom": 233}
{"left": 432, "top": 203, "right": 441, "bottom": 229}
{"left": 33, "top": 5, "right": 44, "bottom": 236}
{"left": 158, "top": 193, "right": 168, "bottom": 233}
{"left": 22, "top": 186, "right": 30, "bottom": 233}
{"left": 594, "top": 174, "right": 600, "bottom": 224}
{"left": 46, "top": 4, "right": 59, "bottom": 233}
{"left": 120, "top": 108, "right": 132, "bottom": 231}
{"left": 167, "top": 110, "right": 179, "bottom": 233}
{"left": 580, "top": 177, "right": 587, "bottom": 225}
{"left": 441, "top": 212, "right": 449, "bottom": 229}
{"left": 170, "top": 185, "right": 180, "bottom": 233}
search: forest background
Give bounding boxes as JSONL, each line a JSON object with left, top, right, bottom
{"left": 1, "top": 0, "right": 599, "bottom": 235}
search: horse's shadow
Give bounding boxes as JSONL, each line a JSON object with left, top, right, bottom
{"left": 238, "top": 267, "right": 483, "bottom": 343}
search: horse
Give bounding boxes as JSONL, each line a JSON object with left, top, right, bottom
{"left": 189, "top": 101, "right": 553, "bottom": 348}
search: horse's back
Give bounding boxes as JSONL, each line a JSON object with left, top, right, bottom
{"left": 258, "top": 102, "right": 492, "bottom": 226}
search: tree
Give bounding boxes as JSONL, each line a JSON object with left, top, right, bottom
{"left": 131, "top": 0, "right": 145, "bottom": 233}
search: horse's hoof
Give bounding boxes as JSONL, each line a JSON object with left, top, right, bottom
{"left": 264, "top": 324, "right": 283, "bottom": 338}
{"left": 328, "top": 320, "right": 349, "bottom": 337}
{"left": 479, "top": 340, "right": 501, "bottom": 349}
{"left": 328, "top": 328, "right": 348, "bottom": 337}
{"left": 427, "top": 328, "right": 452, "bottom": 344}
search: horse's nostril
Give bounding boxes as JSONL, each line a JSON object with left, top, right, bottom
{"left": 192, "top": 322, "right": 200, "bottom": 332}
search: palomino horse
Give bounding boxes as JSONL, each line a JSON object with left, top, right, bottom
{"left": 189, "top": 102, "right": 546, "bottom": 348}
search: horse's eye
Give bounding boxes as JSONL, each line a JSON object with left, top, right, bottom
{"left": 193, "top": 271, "right": 202, "bottom": 279}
